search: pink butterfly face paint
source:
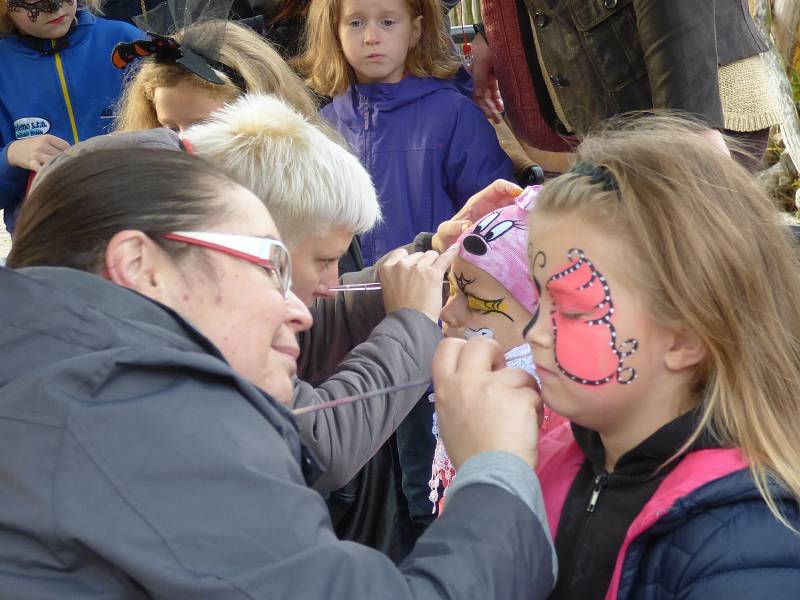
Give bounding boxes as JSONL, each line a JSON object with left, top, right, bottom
{"left": 546, "top": 248, "right": 638, "bottom": 386}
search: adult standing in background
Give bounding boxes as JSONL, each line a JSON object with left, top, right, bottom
{"left": 470, "top": 0, "right": 782, "bottom": 170}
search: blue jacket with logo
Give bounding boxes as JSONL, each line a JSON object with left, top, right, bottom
{"left": 321, "top": 74, "right": 515, "bottom": 266}
{"left": 0, "top": 9, "right": 139, "bottom": 231}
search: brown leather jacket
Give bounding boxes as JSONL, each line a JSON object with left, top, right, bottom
{"left": 518, "top": 0, "right": 767, "bottom": 134}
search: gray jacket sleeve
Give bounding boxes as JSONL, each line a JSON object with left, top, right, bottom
{"left": 52, "top": 356, "right": 555, "bottom": 599}
{"left": 298, "top": 233, "right": 433, "bottom": 384}
{"left": 294, "top": 234, "right": 439, "bottom": 493}
{"left": 294, "top": 308, "right": 441, "bottom": 493}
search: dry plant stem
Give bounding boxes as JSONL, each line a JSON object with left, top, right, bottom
{"left": 291, "top": 378, "right": 431, "bottom": 416}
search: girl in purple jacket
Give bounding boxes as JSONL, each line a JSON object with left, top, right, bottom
{"left": 299, "top": 0, "right": 514, "bottom": 265}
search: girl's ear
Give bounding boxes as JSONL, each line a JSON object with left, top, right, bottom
{"left": 664, "top": 328, "right": 707, "bottom": 372}
{"left": 410, "top": 15, "right": 422, "bottom": 47}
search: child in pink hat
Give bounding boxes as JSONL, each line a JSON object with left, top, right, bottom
{"left": 430, "top": 185, "right": 564, "bottom": 511}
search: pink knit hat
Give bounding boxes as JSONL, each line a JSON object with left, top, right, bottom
{"left": 455, "top": 185, "right": 540, "bottom": 314}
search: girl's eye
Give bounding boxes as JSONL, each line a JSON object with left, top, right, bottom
{"left": 348, "top": 19, "right": 363, "bottom": 28}
{"left": 381, "top": 19, "right": 396, "bottom": 26}
{"left": 560, "top": 310, "right": 587, "bottom": 321}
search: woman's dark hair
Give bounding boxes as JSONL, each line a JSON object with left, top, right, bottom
{"left": 8, "top": 148, "right": 236, "bottom": 271}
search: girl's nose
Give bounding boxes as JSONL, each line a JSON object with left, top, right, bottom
{"left": 440, "top": 293, "right": 467, "bottom": 329}
{"left": 523, "top": 308, "right": 551, "bottom": 349}
{"left": 363, "top": 23, "right": 379, "bottom": 44}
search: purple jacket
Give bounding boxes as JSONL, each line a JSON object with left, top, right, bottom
{"left": 322, "top": 75, "right": 515, "bottom": 265}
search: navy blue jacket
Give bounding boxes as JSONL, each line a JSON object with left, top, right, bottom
{"left": 618, "top": 468, "right": 800, "bottom": 599}
{"left": 322, "top": 74, "right": 515, "bottom": 265}
{"left": 0, "top": 10, "right": 139, "bottom": 231}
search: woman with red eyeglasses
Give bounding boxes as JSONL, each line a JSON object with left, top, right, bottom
{"left": 0, "top": 146, "right": 554, "bottom": 598}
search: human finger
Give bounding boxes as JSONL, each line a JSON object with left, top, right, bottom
{"left": 432, "top": 338, "right": 468, "bottom": 382}
{"left": 460, "top": 179, "right": 522, "bottom": 222}
{"left": 432, "top": 244, "right": 458, "bottom": 273}
{"left": 46, "top": 135, "right": 71, "bottom": 152}
{"left": 456, "top": 337, "right": 507, "bottom": 372}
{"left": 432, "top": 220, "right": 471, "bottom": 252}
{"left": 413, "top": 249, "right": 441, "bottom": 268}
{"left": 380, "top": 247, "right": 409, "bottom": 268}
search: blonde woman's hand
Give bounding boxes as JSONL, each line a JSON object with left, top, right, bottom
{"left": 432, "top": 179, "right": 523, "bottom": 252}
{"left": 379, "top": 245, "right": 458, "bottom": 322}
{"left": 7, "top": 135, "right": 71, "bottom": 172}
{"left": 433, "top": 337, "right": 542, "bottom": 469}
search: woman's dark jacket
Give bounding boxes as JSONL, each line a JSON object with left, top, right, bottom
{"left": 0, "top": 266, "right": 555, "bottom": 598}
{"left": 519, "top": 0, "right": 767, "bottom": 133}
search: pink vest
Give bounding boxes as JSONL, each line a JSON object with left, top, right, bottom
{"left": 536, "top": 422, "right": 748, "bottom": 600}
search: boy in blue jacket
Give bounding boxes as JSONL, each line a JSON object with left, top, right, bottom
{"left": 0, "top": 0, "right": 139, "bottom": 233}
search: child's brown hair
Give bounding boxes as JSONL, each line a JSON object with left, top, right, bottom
{"left": 298, "top": 0, "right": 460, "bottom": 97}
{"left": 533, "top": 114, "right": 800, "bottom": 529}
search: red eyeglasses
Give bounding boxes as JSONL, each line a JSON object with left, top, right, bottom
{"left": 162, "top": 231, "right": 293, "bottom": 299}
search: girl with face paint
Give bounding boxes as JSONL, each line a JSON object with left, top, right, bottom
{"left": 517, "top": 116, "right": 800, "bottom": 599}
{"left": 432, "top": 186, "right": 565, "bottom": 509}
{"left": 0, "top": 0, "right": 139, "bottom": 233}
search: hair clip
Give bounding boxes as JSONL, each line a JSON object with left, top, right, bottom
{"left": 111, "top": 33, "right": 247, "bottom": 91}
{"left": 569, "top": 161, "right": 619, "bottom": 193}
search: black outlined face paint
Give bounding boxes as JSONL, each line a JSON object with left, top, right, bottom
{"left": 546, "top": 248, "right": 638, "bottom": 386}
{"left": 8, "top": 0, "right": 73, "bottom": 22}
{"left": 455, "top": 271, "right": 513, "bottom": 321}
{"left": 523, "top": 247, "right": 547, "bottom": 339}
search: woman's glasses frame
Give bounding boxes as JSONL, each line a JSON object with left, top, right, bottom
{"left": 162, "top": 231, "right": 292, "bottom": 299}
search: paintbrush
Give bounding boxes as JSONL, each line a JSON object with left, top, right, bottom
{"left": 328, "top": 282, "right": 383, "bottom": 292}
{"left": 328, "top": 281, "right": 451, "bottom": 293}
{"left": 292, "top": 378, "right": 430, "bottom": 416}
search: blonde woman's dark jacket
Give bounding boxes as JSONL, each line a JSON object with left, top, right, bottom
{"left": 519, "top": 0, "right": 767, "bottom": 134}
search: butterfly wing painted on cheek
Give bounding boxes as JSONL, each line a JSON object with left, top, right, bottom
{"left": 548, "top": 248, "right": 638, "bottom": 386}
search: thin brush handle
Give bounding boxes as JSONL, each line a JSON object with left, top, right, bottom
{"left": 292, "top": 378, "right": 430, "bottom": 416}
{"left": 329, "top": 280, "right": 451, "bottom": 293}
{"left": 328, "top": 282, "right": 383, "bottom": 292}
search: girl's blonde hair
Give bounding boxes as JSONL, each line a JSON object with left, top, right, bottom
{"left": 0, "top": 0, "right": 103, "bottom": 36}
{"left": 114, "top": 20, "right": 320, "bottom": 132}
{"left": 533, "top": 114, "right": 800, "bottom": 529}
{"left": 298, "top": 0, "right": 460, "bottom": 97}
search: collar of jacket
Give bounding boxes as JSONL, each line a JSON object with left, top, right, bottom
{"left": 345, "top": 74, "right": 464, "bottom": 110}
{"left": 7, "top": 8, "right": 94, "bottom": 56}
{"left": 1, "top": 265, "right": 326, "bottom": 485}
{"left": 571, "top": 407, "right": 720, "bottom": 482}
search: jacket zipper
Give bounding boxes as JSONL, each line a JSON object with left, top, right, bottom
{"left": 360, "top": 97, "right": 374, "bottom": 261}
{"left": 557, "top": 470, "right": 609, "bottom": 592}
{"left": 586, "top": 472, "right": 608, "bottom": 513}
{"left": 51, "top": 40, "right": 80, "bottom": 144}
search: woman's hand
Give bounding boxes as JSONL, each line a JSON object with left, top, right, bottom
{"left": 433, "top": 338, "right": 541, "bottom": 469}
{"left": 7, "top": 135, "right": 71, "bottom": 171}
{"left": 379, "top": 246, "right": 458, "bottom": 322}
{"left": 432, "top": 179, "right": 523, "bottom": 252}
{"left": 471, "top": 33, "right": 504, "bottom": 124}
